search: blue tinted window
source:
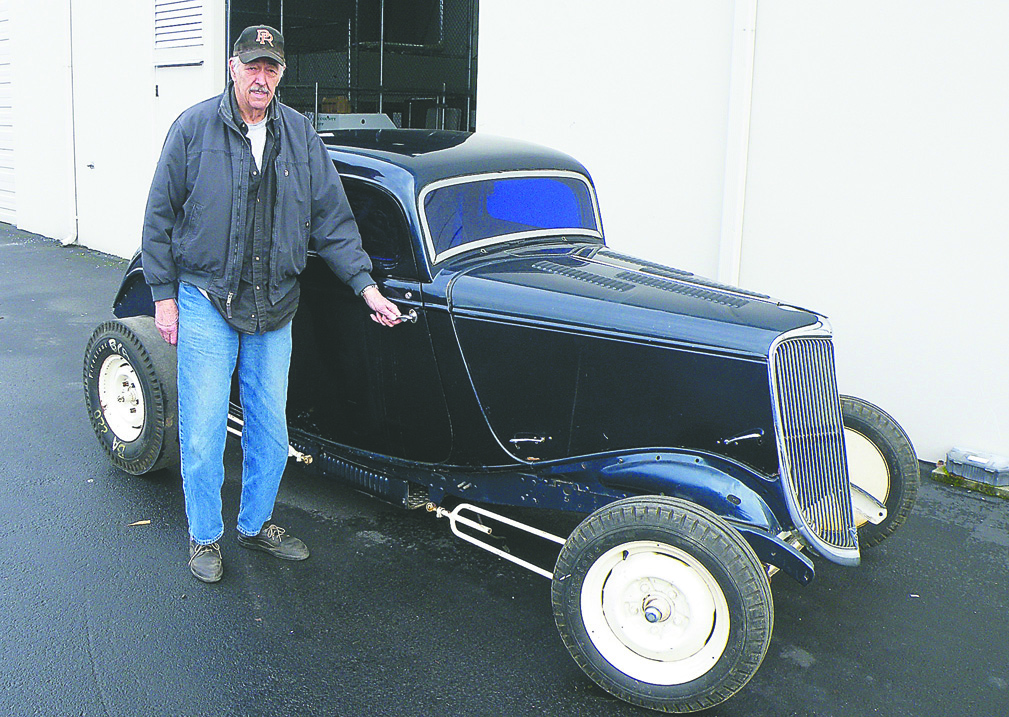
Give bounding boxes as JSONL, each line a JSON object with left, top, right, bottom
{"left": 424, "top": 175, "right": 598, "bottom": 258}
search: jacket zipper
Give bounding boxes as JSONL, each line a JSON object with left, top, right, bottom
{"left": 226, "top": 292, "right": 234, "bottom": 319}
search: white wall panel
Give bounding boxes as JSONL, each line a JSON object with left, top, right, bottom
{"left": 10, "top": 0, "right": 225, "bottom": 257}
{"left": 739, "top": 1, "right": 1009, "bottom": 460}
{"left": 0, "top": 1, "right": 16, "bottom": 224}
{"left": 477, "top": 0, "right": 735, "bottom": 276}
{"left": 153, "top": 1, "right": 226, "bottom": 166}
{"left": 70, "top": 0, "right": 157, "bottom": 257}
{"left": 9, "top": 0, "right": 76, "bottom": 242}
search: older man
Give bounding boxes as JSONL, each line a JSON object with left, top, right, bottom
{"left": 142, "top": 25, "right": 400, "bottom": 583}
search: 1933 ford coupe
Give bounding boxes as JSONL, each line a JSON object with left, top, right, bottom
{"left": 83, "top": 129, "right": 919, "bottom": 713}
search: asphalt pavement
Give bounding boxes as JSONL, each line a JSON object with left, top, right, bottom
{"left": 1, "top": 226, "right": 1007, "bottom": 717}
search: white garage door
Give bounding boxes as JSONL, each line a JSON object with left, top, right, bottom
{"left": 0, "top": 0, "right": 14, "bottom": 225}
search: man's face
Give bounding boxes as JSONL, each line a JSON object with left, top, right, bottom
{"left": 230, "top": 57, "right": 283, "bottom": 119}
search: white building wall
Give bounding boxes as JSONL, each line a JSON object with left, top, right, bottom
{"left": 478, "top": 0, "right": 1009, "bottom": 462}
{"left": 10, "top": 0, "right": 77, "bottom": 242}
{"left": 70, "top": 0, "right": 158, "bottom": 257}
{"left": 739, "top": 2, "right": 1009, "bottom": 461}
{"left": 477, "top": 0, "right": 736, "bottom": 276}
{"left": 0, "top": 0, "right": 16, "bottom": 224}
{"left": 9, "top": 0, "right": 226, "bottom": 257}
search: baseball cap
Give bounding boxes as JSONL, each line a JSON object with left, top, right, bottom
{"left": 233, "top": 25, "right": 285, "bottom": 66}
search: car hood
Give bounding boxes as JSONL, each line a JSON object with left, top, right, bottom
{"left": 445, "top": 246, "right": 820, "bottom": 357}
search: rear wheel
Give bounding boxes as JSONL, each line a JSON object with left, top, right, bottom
{"left": 551, "top": 496, "right": 772, "bottom": 713}
{"left": 842, "top": 395, "right": 918, "bottom": 548}
{"left": 83, "top": 317, "right": 179, "bottom": 475}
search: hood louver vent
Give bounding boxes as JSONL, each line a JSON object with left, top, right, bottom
{"left": 594, "top": 249, "right": 770, "bottom": 301}
{"left": 641, "top": 267, "right": 769, "bottom": 300}
{"left": 532, "top": 261, "right": 635, "bottom": 292}
{"left": 598, "top": 250, "right": 692, "bottom": 277}
{"left": 615, "top": 271, "right": 748, "bottom": 308}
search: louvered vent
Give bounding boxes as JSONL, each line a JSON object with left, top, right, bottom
{"left": 532, "top": 261, "right": 635, "bottom": 292}
{"left": 614, "top": 271, "right": 748, "bottom": 308}
{"left": 155, "top": 0, "right": 203, "bottom": 50}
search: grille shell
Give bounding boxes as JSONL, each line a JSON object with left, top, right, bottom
{"left": 770, "top": 333, "right": 859, "bottom": 564}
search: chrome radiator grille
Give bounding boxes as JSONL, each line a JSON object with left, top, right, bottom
{"left": 771, "top": 336, "right": 858, "bottom": 557}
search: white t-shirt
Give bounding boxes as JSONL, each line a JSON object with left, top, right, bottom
{"left": 246, "top": 118, "right": 267, "bottom": 171}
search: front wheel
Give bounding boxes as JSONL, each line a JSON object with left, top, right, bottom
{"left": 83, "top": 317, "right": 179, "bottom": 475}
{"left": 842, "top": 395, "right": 919, "bottom": 548}
{"left": 551, "top": 496, "right": 773, "bottom": 713}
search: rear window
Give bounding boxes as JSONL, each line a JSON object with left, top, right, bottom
{"left": 421, "top": 172, "right": 600, "bottom": 262}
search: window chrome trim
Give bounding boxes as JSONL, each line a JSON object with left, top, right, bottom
{"left": 767, "top": 320, "right": 860, "bottom": 567}
{"left": 417, "top": 170, "right": 603, "bottom": 266}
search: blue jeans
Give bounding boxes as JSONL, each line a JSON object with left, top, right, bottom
{"left": 177, "top": 282, "right": 292, "bottom": 544}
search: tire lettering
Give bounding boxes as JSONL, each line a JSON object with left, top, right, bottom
{"left": 93, "top": 409, "right": 109, "bottom": 435}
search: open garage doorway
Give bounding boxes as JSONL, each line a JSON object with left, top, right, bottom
{"left": 227, "top": 0, "right": 478, "bottom": 130}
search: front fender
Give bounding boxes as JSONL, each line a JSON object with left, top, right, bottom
{"left": 731, "top": 523, "right": 814, "bottom": 584}
{"left": 591, "top": 451, "right": 783, "bottom": 534}
{"left": 549, "top": 449, "right": 814, "bottom": 584}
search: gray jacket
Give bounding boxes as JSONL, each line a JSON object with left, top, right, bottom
{"left": 142, "top": 87, "right": 374, "bottom": 304}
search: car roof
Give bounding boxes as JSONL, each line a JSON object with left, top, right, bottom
{"left": 320, "top": 129, "right": 593, "bottom": 188}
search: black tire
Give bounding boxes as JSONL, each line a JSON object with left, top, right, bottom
{"left": 841, "top": 395, "right": 918, "bottom": 548}
{"left": 83, "top": 317, "right": 179, "bottom": 475}
{"left": 551, "top": 496, "right": 773, "bottom": 714}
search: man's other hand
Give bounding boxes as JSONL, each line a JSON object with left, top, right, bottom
{"left": 155, "top": 298, "right": 179, "bottom": 345}
{"left": 361, "top": 285, "right": 402, "bottom": 328}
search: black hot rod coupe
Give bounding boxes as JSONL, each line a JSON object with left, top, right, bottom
{"left": 83, "top": 129, "right": 918, "bottom": 713}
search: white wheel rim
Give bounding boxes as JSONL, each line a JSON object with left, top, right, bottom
{"left": 97, "top": 354, "right": 145, "bottom": 442}
{"left": 845, "top": 428, "right": 890, "bottom": 527}
{"left": 580, "top": 540, "right": 730, "bottom": 686}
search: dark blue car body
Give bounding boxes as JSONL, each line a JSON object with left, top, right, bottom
{"left": 112, "top": 129, "right": 860, "bottom": 585}
{"left": 88, "top": 127, "right": 929, "bottom": 712}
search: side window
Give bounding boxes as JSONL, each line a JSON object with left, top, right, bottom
{"left": 343, "top": 178, "right": 416, "bottom": 278}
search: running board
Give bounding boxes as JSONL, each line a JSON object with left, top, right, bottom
{"left": 427, "top": 502, "right": 565, "bottom": 580}
{"left": 226, "top": 413, "right": 314, "bottom": 464}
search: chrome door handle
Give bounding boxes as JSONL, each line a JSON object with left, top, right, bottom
{"left": 509, "top": 436, "right": 550, "bottom": 445}
{"left": 394, "top": 309, "right": 418, "bottom": 324}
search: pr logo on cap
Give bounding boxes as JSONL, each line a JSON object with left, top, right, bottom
{"left": 234, "top": 25, "right": 285, "bottom": 65}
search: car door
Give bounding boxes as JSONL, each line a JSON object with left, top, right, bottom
{"left": 288, "top": 178, "right": 452, "bottom": 463}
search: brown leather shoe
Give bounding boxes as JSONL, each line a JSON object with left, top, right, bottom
{"left": 237, "top": 524, "right": 310, "bottom": 561}
{"left": 189, "top": 540, "right": 223, "bottom": 583}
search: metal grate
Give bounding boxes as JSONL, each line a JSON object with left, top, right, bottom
{"left": 772, "top": 336, "right": 857, "bottom": 555}
{"left": 241, "top": 0, "right": 479, "bottom": 131}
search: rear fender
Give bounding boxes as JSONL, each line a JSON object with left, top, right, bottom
{"left": 113, "top": 252, "right": 154, "bottom": 318}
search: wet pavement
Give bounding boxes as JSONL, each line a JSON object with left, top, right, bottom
{"left": 1, "top": 226, "right": 1006, "bottom": 717}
